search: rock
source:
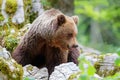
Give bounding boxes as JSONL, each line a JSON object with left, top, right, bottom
{"left": 23, "top": 62, "right": 102, "bottom": 80}
{"left": 23, "top": 64, "right": 48, "bottom": 80}
{"left": 82, "top": 51, "right": 120, "bottom": 77}
{"left": 32, "top": 0, "right": 44, "bottom": 15}
{"left": 0, "top": 46, "right": 11, "bottom": 59}
{"left": 94, "top": 53, "right": 120, "bottom": 77}
{"left": 0, "top": 46, "right": 23, "bottom": 80}
{"left": 82, "top": 52, "right": 100, "bottom": 65}
{"left": 0, "top": 72, "right": 7, "bottom": 80}
{"left": 79, "top": 44, "right": 101, "bottom": 55}
{"left": 49, "top": 62, "right": 102, "bottom": 80}
{"left": 1, "top": 0, "right": 9, "bottom": 26}
{"left": 49, "top": 62, "right": 80, "bottom": 80}
{"left": 12, "top": 0, "right": 24, "bottom": 24}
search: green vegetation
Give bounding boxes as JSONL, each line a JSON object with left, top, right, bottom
{"left": 0, "top": 13, "right": 4, "bottom": 21}
{"left": 0, "top": 23, "right": 19, "bottom": 52}
{"left": 0, "top": 0, "right": 2, "bottom": 7}
{"left": 5, "top": 0, "right": 17, "bottom": 16}
{"left": 0, "top": 57, "right": 23, "bottom": 80}
{"left": 41, "top": 0, "right": 51, "bottom": 9}
{"left": 24, "top": 0, "right": 33, "bottom": 23}
{"left": 75, "top": 0, "right": 120, "bottom": 53}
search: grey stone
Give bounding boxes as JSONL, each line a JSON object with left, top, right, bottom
{"left": 0, "top": 46, "right": 11, "bottom": 59}
{"left": 1, "top": 0, "right": 8, "bottom": 26}
{"left": 0, "top": 72, "right": 8, "bottom": 80}
{"left": 49, "top": 62, "right": 80, "bottom": 80}
{"left": 0, "top": 46, "right": 23, "bottom": 80}
{"left": 23, "top": 64, "right": 48, "bottom": 80}
{"left": 12, "top": 0, "right": 25, "bottom": 24}
{"left": 95, "top": 53, "right": 119, "bottom": 77}
{"left": 32, "top": 0, "right": 44, "bottom": 15}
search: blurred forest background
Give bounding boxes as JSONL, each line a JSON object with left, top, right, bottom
{"left": 0, "top": 0, "right": 120, "bottom": 53}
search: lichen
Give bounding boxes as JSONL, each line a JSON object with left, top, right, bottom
{"left": 5, "top": 0, "right": 17, "bottom": 16}
{"left": 0, "top": 57, "right": 23, "bottom": 80}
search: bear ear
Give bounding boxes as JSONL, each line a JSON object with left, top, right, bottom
{"left": 57, "top": 14, "right": 66, "bottom": 26}
{"left": 72, "top": 16, "right": 79, "bottom": 25}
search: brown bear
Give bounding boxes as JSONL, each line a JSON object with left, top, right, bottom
{"left": 12, "top": 9, "right": 80, "bottom": 74}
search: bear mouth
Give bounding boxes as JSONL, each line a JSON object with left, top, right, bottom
{"left": 67, "top": 45, "right": 71, "bottom": 49}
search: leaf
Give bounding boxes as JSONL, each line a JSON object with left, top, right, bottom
{"left": 115, "top": 57, "right": 120, "bottom": 66}
{"left": 116, "top": 48, "right": 120, "bottom": 56}
{"left": 87, "top": 65, "right": 96, "bottom": 75}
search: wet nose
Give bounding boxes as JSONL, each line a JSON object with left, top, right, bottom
{"left": 72, "top": 44, "right": 78, "bottom": 48}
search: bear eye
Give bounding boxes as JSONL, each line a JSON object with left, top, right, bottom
{"left": 67, "top": 33, "right": 73, "bottom": 38}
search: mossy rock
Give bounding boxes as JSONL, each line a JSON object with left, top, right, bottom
{"left": 0, "top": 57, "right": 23, "bottom": 80}
{"left": 5, "top": 0, "right": 17, "bottom": 16}
{"left": 3, "top": 34, "right": 19, "bottom": 52}
{"left": 94, "top": 54, "right": 120, "bottom": 77}
{"left": 1, "top": 23, "right": 30, "bottom": 52}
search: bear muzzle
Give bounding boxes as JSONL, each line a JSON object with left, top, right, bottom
{"left": 72, "top": 44, "right": 78, "bottom": 48}
{"left": 67, "top": 44, "right": 78, "bottom": 49}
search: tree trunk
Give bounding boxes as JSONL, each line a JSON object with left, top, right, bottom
{"left": 48, "top": 0, "right": 74, "bottom": 16}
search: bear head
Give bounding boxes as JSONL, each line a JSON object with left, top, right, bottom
{"left": 51, "top": 12, "right": 79, "bottom": 51}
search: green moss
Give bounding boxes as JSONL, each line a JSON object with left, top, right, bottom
{"left": 4, "top": 34, "right": 19, "bottom": 52}
{"left": 68, "top": 72, "right": 81, "bottom": 80}
{"left": 0, "top": 57, "right": 23, "bottom": 80}
{"left": 26, "top": 65, "right": 33, "bottom": 71}
{"left": 94, "top": 55, "right": 120, "bottom": 77}
{"left": 1, "top": 22, "right": 29, "bottom": 52}
{"left": 0, "top": 13, "right": 4, "bottom": 21}
{"left": 94, "top": 62, "right": 100, "bottom": 72}
{"left": 97, "top": 68, "right": 120, "bottom": 77}
{"left": 107, "top": 66, "right": 120, "bottom": 77}
{"left": 5, "top": 0, "right": 17, "bottom": 16}
{"left": 24, "top": 0, "right": 32, "bottom": 6}
{"left": 98, "top": 55, "right": 104, "bottom": 62}
{"left": 1, "top": 23, "right": 19, "bottom": 52}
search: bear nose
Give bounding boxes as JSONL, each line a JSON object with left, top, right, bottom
{"left": 72, "top": 44, "right": 78, "bottom": 48}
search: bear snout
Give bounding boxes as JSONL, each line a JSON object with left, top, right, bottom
{"left": 67, "top": 44, "right": 78, "bottom": 49}
{"left": 72, "top": 44, "right": 78, "bottom": 48}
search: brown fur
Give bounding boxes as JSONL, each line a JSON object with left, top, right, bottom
{"left": 12, "top": 9, "right": 80, "bottom": 74}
